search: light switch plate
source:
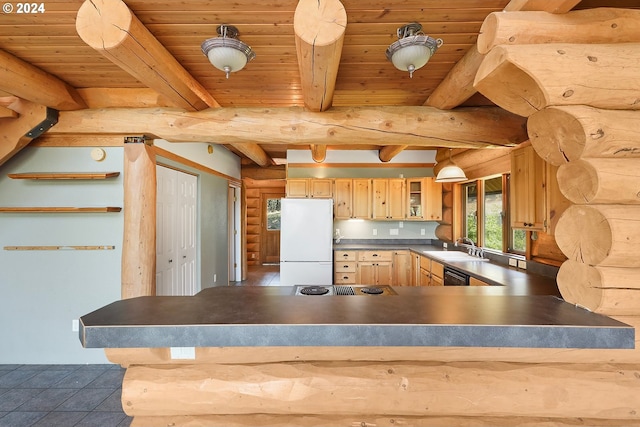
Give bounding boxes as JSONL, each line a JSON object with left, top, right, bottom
{"left": 390, "top": 229, "right": 399, "bottom": 236}
{"left": 372, "top": 229, "right": 377, "bottom": 236}
{"left": 517, "top": 260, "right": 527, "bottom": 270}
{"left": 508, "top": 258, "right": 518, "bottom": 267}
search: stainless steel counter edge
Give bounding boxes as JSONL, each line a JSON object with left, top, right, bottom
{"left": 79, "top": 287, "right": 634, "bottom": 350}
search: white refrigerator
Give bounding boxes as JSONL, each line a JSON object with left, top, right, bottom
{"left": 279, "top": 198, "right": 333, "bottom": 286}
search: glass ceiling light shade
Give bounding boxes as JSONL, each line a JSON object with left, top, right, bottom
{"left": 201, "top": 24, "right": 256, "bottom": 79}
{"left": 385, "top": 22, "right": 443, "bottom": 78}
{"left": 435, "top": 149, "right": 468, "bottom": 183}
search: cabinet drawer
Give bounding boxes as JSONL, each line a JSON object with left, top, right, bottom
{"left": 470, "top": 277, "right": 490, "bottom": 286}
{"left": 358, "top": 251, "right": 393, "bottom": 262}
{"left": 420, "top": 255, "right": 431, "bottom": 271}
{"left": 335, "top": 250, "right": 357, "bottom": 262}
{"left": 335, "top": 261, "right": 356, "bottom": 273}
{"left": 334, "top": 272, "right": 356, "bottom": 284}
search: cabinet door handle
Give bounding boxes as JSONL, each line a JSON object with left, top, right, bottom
{"left": 168, "top": 259, "right": 173, "bottom": 263}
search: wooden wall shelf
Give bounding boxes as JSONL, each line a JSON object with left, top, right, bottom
{"left": 0, "top": 207, "right": 122, "bottom": 213}
{"left": 7, "top": 172, "right": 120, "bottom": 180}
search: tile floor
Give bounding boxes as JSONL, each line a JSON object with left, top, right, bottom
{"left": 0, "top": 364, "right": 131, "bottom": 427}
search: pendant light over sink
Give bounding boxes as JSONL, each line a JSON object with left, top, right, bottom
{"left": 435, "top": 149, "right": 468, "bottom": 183}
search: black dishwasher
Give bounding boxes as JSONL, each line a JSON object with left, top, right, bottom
{"left": 443, "top": 266, "right": 470, "bottom": 286}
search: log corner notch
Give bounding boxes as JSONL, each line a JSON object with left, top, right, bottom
{"left": 474, "top": 43, "right": 640, "bottom": 118}
{"left": 75, "top": 0, "right": 219, "bottom": 112}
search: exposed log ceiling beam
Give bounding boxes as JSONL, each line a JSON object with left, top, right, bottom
{"left": 75, "top": 0, "right": 219, "bottom": 112}
{"left": 477, "top": 8, "right": 640, "bottom": 55}
{"left": 294, "top": 0, "right": 346, "bottom": 113}
{"left": 425, "top": 0, "right": 582, "bottom": 110}
{"left": 0, "top": 50, "right": 87, "bottom": 111}
{"left": 49, "top": 106, "right": 528, "bottom": 149}
{"left": 0, "top": 97, "right": 52, "bottom": 166}
{"left": 310, "top": 144, "right": 327, "bottom": 163}
{"left": 379, "top": 145, "right": 409, "bottom": 163}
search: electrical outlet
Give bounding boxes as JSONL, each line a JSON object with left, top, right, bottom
{"left": 71, "top": 319, "right": 79, "bottom": 332}
{"left": 170, "top": 347, "right": 196, "bottom": 360}
{"left": 213, "top": 274, "right": 217, "bottom": 283}
{"left": 508, "top": 258, "right": 518, "bottom": 267}
{"left": 390, "top": 228, "right": 399, "bottom": 236}
{"left": 443, "top": 243, "right": 448, "bottom": 249}
{"left": 518, "top": 260, "right": 527, "bottom": 270}
{"left": 421, "top": 229, "right": 426, "bottom": 236}
{"left": 398, "top": 221, "right": 403, "bottom": 229}
{"left": 373, "top": 229, "right": 377, "bottom": 236}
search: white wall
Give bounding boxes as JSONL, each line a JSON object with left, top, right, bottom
{"left": 0, "top": 142, "right": 241, "bottom": 364}
{"left": 0, "top": 147, "right": 124, "bottom": 363}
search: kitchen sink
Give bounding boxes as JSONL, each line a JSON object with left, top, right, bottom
{"left": 423, "top": 250, "right": 489, "bottom": 262}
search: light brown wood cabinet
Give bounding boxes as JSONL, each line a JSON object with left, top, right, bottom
{"left": 356, "top": 251, "right": 393, "bottom": 286}
{"left": 510, "top": 145, "right": 571, "bottom": 233}
{"left": 410, "top": 251, "right": 421, "bottom": 286}
{"left": 286, "top": 178, "right": 333, "bottom": 198}
{"left": 406, "top": 177, "right": 442, "bottom": 221}
{"left": 418, "top": 255, "right": 444, "bottom": 286}
{"left": 469, "top": 277, "right": 490, "bottom": 286}
{"left": 333, "top": 178, "right": 371, "bottom": 219}
{"left": 334, "top": 250, "right": 357, "bottom": 284}
{"left": 372, "top": 178, "right": 405, "bottom": 220}
{"left": 392, "top": 250, "right": 411, "bottom": 286}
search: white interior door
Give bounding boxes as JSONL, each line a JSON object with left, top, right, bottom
{"left": 156, "top": 165, "right": 178, "bottom": 296}
{"left": 156, "top": 165, "right": 198, "bottom": 296}
{"left": 178, "top": 172, "right": 197, "bottom": 295}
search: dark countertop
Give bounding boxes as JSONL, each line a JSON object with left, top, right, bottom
{"left": 334, "top": 243, "right": 560, "bottom": 296}
{"left": 79, "top": 285, "right": 633, "bottom": 350}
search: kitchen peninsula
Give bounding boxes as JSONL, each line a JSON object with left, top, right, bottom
{"left": 80, "top": 280, "right": 637, "bottom": 426}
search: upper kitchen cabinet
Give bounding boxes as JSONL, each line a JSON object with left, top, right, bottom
{"left": 510, "top": 145, "right": 570, "bottom": 233}
{"left": 333, "top": 178, "right": 371, "bottom": 220}
{"left": 372, "top": 179, "right": 405, "bottom": 220}
{"left": 406, "top": 177, "right": 442, "bottom": 221}
{"left": 286, "top": 178, "right": 333, "bottom": 198}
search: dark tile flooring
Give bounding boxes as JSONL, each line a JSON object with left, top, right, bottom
{"left": 0, "top": 364, "right": 131, "bottom": 427}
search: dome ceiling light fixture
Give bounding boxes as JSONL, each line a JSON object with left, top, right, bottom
{"left": 435, "top": 149, "right": 468, "bottom": 183}
{"left": 385, "top": 22, "right": 443, "bottom": 78}
{"left": 201, "top": 24, "right": 256, "bottom": 79}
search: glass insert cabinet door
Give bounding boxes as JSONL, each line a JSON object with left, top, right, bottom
{"left": 408, "top": 179, "right": 422, "bottom": 217}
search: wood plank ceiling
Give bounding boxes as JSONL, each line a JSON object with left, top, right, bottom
{"left": 0, "top": 0, "right": 627, "bottom": 165}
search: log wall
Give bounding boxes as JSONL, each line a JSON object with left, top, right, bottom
{"left": 243, "top": 178, "right": 285, "bottom": 266}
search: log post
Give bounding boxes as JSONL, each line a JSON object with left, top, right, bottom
{"left": 121, "top": 137, "right": 156, "bottom": 299}
{"left": 528, "top": 106, "right": 640, "bottom": 166}
{"left": 557, "top": 260, "right": 640, "bottom": 315}
{"left": 557, "top": 158, "right": 640, "bottom": 204}
{"left": 294, "top": 0, "right": 346, "bottom": 112}
{"left": 478, "top": 8, "right": 640, "bottom": 55}
{"left": 555, "top": 204, "right": 640, "bottom": 267}
{"left": 474, "top": 43, "right": 640, "bottom": 117}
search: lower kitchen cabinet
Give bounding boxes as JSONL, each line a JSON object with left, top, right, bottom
{"left": 410, "top": 252, "right": 421, "bottom": 286}
{"left": 469, "top": 276, "right": 490, "bottom": 286}
{"left": 357, "top": 251, "right": 393, "bottom": 285}
{"left": 418, "top": 255, "right": 444, "bottom": 286}
{"left": 334, "top": 250, "right": 357, "bottom": 284}
{"left": 393, "top": 250, "right": 411, "bottom": 286}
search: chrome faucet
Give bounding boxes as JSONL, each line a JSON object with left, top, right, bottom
{"left": 455, "top": 236, "right": 475, "bottom": 248}
{"left": 455, "top": 237, "right": 484, "bottom": 258}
